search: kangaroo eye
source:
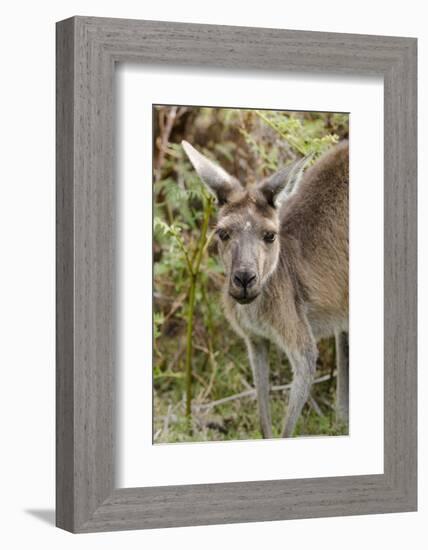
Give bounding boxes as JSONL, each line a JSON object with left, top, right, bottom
{"left": 217, "top": 229, "right": 230, "bottom": 242}
{"left": 263, "top": 232, "right": 276, "bottom": 243}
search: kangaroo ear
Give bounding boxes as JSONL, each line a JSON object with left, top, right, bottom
{"left": 258, "top": 154, "right": 313, "bottom": 207}
{"left": 182, "top": 140, "right": 241, "bottom": 205}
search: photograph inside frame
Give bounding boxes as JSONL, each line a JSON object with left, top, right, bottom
{"left": 152, "top": 104, "right": 349, "bottom": 444}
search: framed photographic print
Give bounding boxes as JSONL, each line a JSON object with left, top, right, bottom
{"left": 56, "top": 16, "right": 417, "bottom": 532}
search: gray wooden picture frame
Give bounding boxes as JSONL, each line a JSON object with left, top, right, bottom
{"left": 56, "top": 16, "right": 417, "bottom": 533}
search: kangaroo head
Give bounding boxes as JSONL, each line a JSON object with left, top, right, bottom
{"left": 182, "top": 141, "right": 310, "bottom": 305}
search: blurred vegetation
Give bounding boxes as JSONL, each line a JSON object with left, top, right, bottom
{"left": 153, "top": 106, "right": 349, "bottom": 443}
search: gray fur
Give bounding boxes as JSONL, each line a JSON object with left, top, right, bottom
{"left": 258, "top": 153, "right": 313, "bottom": 207}
{"left": 335, "top": 331, "right": 349, "bottom": 425}
{"left": 246, "top": 337, "right": 273, "bottom": 438}
{"left": 183, "top": 140, "right": 349, "bottom": 437}
{"left": 182, "top": 140, "right": 241, "bottom": 204}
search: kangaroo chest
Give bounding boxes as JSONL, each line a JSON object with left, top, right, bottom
{"left": 227, "top": 292, "right": 348, "bottom": 348}
{"left": 230, "top": 299, "right": 281, "bottom": 344}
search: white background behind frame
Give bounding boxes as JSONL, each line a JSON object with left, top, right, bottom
{"left": 2, "top": 1, "right": 426, "bottom": 548}
{"left": 116, "top": 65, "right": 384, "bottom": 489}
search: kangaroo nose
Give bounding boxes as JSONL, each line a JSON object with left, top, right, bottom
{"left": 233, "top": 270, "right": 257, "bottom": 289}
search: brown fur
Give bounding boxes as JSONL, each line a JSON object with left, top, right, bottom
{"left": 224, "top": 141, "right": 348, "bottom": 344}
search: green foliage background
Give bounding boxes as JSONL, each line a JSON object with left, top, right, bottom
{"left": 153, "top": 106, "right": 349, "bottom": 443}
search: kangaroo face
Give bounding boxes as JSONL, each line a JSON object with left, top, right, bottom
{"left": 182, "top": 140, "right": 311, "bottom": 305}
{"left": 215, "top": 193, "right": 280, "bottom": 304}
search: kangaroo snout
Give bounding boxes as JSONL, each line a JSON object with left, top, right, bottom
{"left": 230, "top": 269, "right": 259, "bottom": 304}
{"left": 232, "top": 270, "right": 257, "bottom": 290}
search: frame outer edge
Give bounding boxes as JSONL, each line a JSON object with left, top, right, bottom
{"left": 390, "top": 38, "right": 417, "bottom": 508}
{"left": 56, "top": 16, "right": 76, "bottom": 532}
{"left": 70, "top": 16, "right": 117, "bottom": 532}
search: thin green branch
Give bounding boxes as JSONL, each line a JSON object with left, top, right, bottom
{"left": 184, "top": 195, "right": 214, "bottom": 422}
{"left": 184, "top": 272, "right": 197, "bottom": 419}
{"left": 170, "top": 229, "right": 194, "bottom": 275}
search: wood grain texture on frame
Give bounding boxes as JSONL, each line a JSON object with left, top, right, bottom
{"left": 56, "top": 16, "right": 417, "bottom": 533}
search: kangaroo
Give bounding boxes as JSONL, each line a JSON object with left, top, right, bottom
{"left": 182, "top": 139, "right": 349, "bottom": 438}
